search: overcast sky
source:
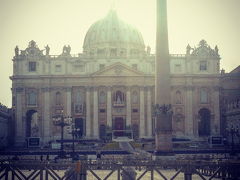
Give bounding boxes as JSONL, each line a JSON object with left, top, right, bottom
{"left": 0, "top": 0, "right": 239, "bottom": 107}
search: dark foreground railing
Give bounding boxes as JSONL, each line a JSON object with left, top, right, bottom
{"left": 0, "top": 159, "right": 239, "bottom": 180}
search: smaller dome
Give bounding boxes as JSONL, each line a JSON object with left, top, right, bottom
{"left": 83, "top": 9, "right": 145, "bottom": 57}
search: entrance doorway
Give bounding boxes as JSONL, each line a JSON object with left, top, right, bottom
{"left": 75, "top": 118, "right": 84, "bottom": 138}
{"left": 26, "top": 110, "right": 38, "bottom": 137}
{"left": 114, "top": 117, "right": 124, "bottom": 136}
{"left": 198, "top": 108, "right": 211, "bottom": 136}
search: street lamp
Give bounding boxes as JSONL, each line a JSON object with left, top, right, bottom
{"left": 226, "top": 124, "right": 239, "bottom": 156}
{"left": 52, "top": 113, "right": 72, "bottom": 158}
{"left": 70, "top": 126, "right": 81, "bottom": 160}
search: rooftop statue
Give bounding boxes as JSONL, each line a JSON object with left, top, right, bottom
{"left": 199, "top": 39, "right": 207, "bottom": 47}
{"left": 29, "top": 40, "right": 37, "bottom": 48}
{"left": 62, "top": 45, "right": 71, "bottom": 55}
{"left": 45, "top": 45, "right": 50, "bottom": 55}
{"left": 186, "top": 44, "right": 192, "bottom": 55}
{"left": 215, "top": 45, "right": 219, "bottom": 55}
{"left": 62, "top": 45, "right": 67, "bottom": 54}
{"left": 14, "top": 46, "right": 19, "bottom": 57}
{"left": 67, "top": 45, "right": 71, "bottom": 54}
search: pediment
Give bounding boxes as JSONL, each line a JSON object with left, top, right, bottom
{"left": 91, "top": 62, "right": 145, "bottom": 77}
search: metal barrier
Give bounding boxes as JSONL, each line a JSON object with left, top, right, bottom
{"left": 0, "top": 159, "right": 239, "bottom": 180}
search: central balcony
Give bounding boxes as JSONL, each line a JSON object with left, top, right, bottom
{"left": 113, "top": 101, "right": 125, "bottom": 107}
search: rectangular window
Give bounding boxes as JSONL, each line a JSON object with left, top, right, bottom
{"left": 120, "top": 48, "right": 126, "bottom": 57}
{"left": 90, "top": 49, "right": 94, "bottom": 56}
{"left": 97, "top": 49, "right": 105, "bottom": 56}
{"left": 132, "top": 109, "right": 138, "bottom": 113}
{"left": 99, "top": 64, "right": 105, "bottom": 70}
{"left": 99, "top": 109, "right": 106, "bottom": 113}
{"left": 200, "top": 89, "right": 208, "bottom": 103}
{"left": 28, "top": 92, "right": 37, "bottom": 106}
{"left": 55, "top": 64, "right": 62, "bottom": 72}
{"left": 132, "top": 64, "right": 138, "bottom": 70}
{"left": 110, "top": 48, "right": 117, "bottom": 57}
{"left": 74, "top": 65, "right": 85, "bottom": 72}
{"left": 200, "top": 61, "right": 207, "bottom": 71}
{"left": 130, "top": 49, "right": 138, "bottom": 56}
{"left": 29, "top": 62, "right": 36, "bottom": 72}
{"left": 174, "top": 64, "right": 182, "bottom": 72}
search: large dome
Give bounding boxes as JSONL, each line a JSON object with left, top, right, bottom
{"left": 83, "top": 9, "right": 145, "bottom": 57}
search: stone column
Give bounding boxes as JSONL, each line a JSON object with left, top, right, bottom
{"left": 147, "top": 87, "right": 152, "bottom": 138}
{"left": 86, "top": 87, "right": 91, "bottom": 137}
{"left": 126, "top": 87, "right": 131, "bottom": 126}
{"left": 93, "top": 87, "right": 99, "bottom": 138}
{"left": 213, "top": 86, "right": 220, "bottom": 135}
{"left": 15, "top": 87, "right": 24, "bottom": 145}
{"left": 185, "top": 86, "right": 194, "bottom": 137}
{"left": 66, "top": 87, "right": 72, "bottom": 116}
{"left": 43, "top": 88, "right": 51, "bottom": 143}
{"left": 139, "top": 87, "right": 145, "bottom": 138}
{"left": 65, "top": 87, "right": 72, "bottom": 139}
{"left": 107, "top": 86, "right": 112, "bottom": 128}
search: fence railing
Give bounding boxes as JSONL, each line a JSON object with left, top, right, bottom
{"left": 0, "top": 159, "right": 239, "bottom": 180}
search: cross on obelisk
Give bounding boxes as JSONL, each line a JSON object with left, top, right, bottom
{"left": 154, "top": 0, "right": 173, "bottom": 154}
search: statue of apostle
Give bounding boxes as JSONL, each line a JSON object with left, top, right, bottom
{"left": 45, "top": 45, "right": 50, "bottom": 55}
{"left": 15, "top": 46, "right": 19, "bottom": 56}
{"left": 186, "top": 44, "right": 191, "bottom": 55}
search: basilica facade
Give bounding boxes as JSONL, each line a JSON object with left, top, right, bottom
{"left": 11, "top": 10, "right": 221, "bottom": 145}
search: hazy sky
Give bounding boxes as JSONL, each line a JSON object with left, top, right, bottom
{"left": 0, "top": 0, "right": 239, "bottom": 107}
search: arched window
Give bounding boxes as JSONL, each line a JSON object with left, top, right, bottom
{"left": 115, "top": 91, "right": 125, "bottom": 103}
{"left": 56, "top": 92, "right": 62, "bottom": 106}
{"left": 99, "top": 91, "right": 106, "bottom": 104}
{"left": 175, "top": 90, "right": 182, "bottom": 104}
{"left": 132, "top": 91, "right": 138, "bottom": 104}
{"left": 28, "top": 91, "right": 37, "bottom": 105}
{"left": 113, "top": 90, "right": 125, "bottom": 106}
{"left": 200, "top": 89, "right": 208, "bottom": 103}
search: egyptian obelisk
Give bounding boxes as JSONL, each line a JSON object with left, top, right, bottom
{"left": 155, "top": 0, "right": 173, "bottom": 153}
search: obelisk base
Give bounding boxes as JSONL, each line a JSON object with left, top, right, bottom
{"left": 153, "top": 132, "right": 175, "bottom": 160}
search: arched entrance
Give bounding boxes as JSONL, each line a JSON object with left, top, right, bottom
{"left": 75, "top": 118, "right": 84, "bottom": 137}
{"left": 198, "top": 108, "right": 211, "bottom": 136}
{"left": 26, "top": 110, "right": 38, "bottom": 137}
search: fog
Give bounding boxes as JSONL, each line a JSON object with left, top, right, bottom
{"left": 0, "top": 0, "right": 239, "bottom": 106}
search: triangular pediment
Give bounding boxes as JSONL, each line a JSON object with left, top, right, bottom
{"left": 91, "top": 62, "right": 145, "bottom": 76}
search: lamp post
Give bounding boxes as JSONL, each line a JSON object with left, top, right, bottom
{"left": 52, "top": 113, "right": 72, "bottom": 158}
{"left": 71, "top": 126, "right": 81, "bottom": 160}
{"left": 226, "top": 125, "right": 239, "bottom": 156}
